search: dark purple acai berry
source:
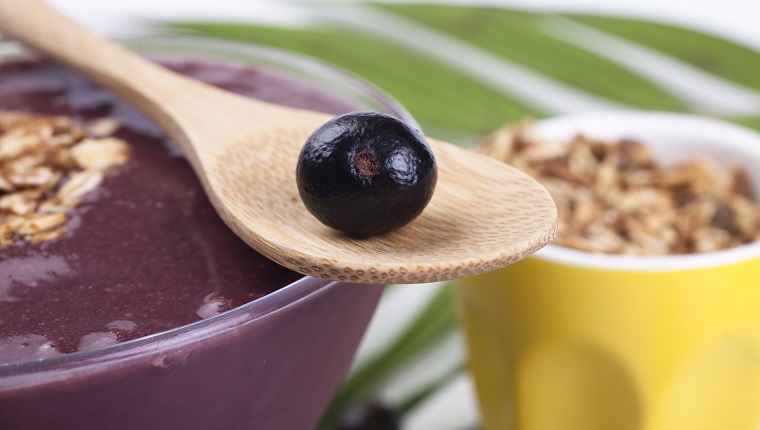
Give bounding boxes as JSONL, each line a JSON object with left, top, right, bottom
{"left": 337, "top": 401, "right": 401, "bottom": 430}
{"left": 296, "top": 112, "right": 437, "bottom": 237}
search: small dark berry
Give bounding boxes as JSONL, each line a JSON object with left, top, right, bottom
{"left": 296, "top": 112, "right": 437, "bottom": 237}
{"left": 337, "top": 401, "right": 401, "bottom": 430}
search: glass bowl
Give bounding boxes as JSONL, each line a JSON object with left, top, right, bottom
{"left": 0, "top": 35, "right": 413, "bottom": 430}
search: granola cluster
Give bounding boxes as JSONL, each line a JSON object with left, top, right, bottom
{"left": 480, "top": 122, "right": 760, "bottom": 255}
{"left": 0, "top": 112, "right": 130, "bottom": 247}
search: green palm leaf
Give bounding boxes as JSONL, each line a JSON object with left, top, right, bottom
{"left": 381, "top": 4, "right": 688, "bottom": 111}
{"left": 567, "top": 14, "right": 760, "bottom": 91}
{"left": 174, "top": 22, "right": 540, "bottom": 140}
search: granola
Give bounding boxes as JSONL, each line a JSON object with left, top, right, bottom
{"left": 480, "top": 121, "right": 760, "bottom": 255}
{"left": 0, "top": 112, "right": 130, "bottom": 247}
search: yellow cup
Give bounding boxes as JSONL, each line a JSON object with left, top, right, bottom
{"left": 457, "top": 112, "right": 760, "bottom": 430}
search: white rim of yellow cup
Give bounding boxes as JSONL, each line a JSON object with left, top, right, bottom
{"left": 531, "top": 110, "right": 760, "bottom": 272}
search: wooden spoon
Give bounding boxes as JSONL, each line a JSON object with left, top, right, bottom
{"left": 0, "top": 0, "right": 557, "bottom": 284}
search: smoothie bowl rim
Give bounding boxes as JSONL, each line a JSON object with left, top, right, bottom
{"left": 0, "top": 35, "right": 407, "bottom": 374}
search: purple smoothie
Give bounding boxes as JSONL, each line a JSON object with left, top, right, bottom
{"left": 0, "top": 57, "right": 386, "bottom": 429}
{"left": 0, "top": 58, "right": 358, "bottom": 361}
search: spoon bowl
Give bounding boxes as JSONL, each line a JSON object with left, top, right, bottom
{"left": 0, "top": 0, "right": 557, "bottom": 284}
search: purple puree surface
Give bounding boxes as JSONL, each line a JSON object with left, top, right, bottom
{"left": 0, "top": 58, "right": 358, "bottom": 364}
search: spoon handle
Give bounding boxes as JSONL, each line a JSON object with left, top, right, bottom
{"left": 0, "top": 0, "right": 190, "bottom": 116}
{"left": 0, "top": 0, "right": 264, "bottom": 166}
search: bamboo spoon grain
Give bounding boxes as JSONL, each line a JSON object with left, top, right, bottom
{"left": 0, "top": 0, "right": 558, "bottom": 284}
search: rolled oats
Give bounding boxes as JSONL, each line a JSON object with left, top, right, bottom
{"left": 71, "top": 138, "right": 130, "bottom": 170}
{"left": 0, "top": 112, "right": 130, "bottom": 248}
{"left": 57, "top": 170, "right": 105, "bottom": 202}
{"left": 480, "top": 121, "right": 760, "bottom": 255}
